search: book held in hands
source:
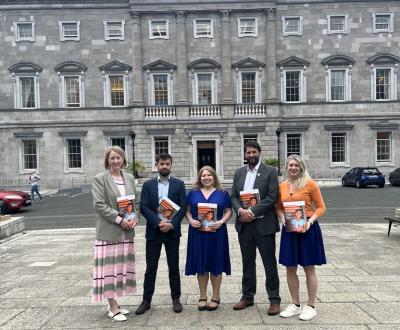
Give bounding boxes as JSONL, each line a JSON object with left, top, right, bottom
{"left": 197, "top": 202, "right": 218, "bottom": 232}
{"left": 159, "top": 197, "right": 180, "bottom": 222}
{"left": 283, "top": 201, "right": 307, "bottom": 232}
{"left": 240, "top": 189, "right": 261, "bottom": 208}
{"left": 117, "top": 194, "right": 138, "bottom": 224}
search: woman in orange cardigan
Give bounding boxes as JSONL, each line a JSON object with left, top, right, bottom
{"left": 276, "top": 155, "right": 326, "bottom": 321}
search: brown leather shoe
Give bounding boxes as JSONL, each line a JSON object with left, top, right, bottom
{"left": 233, "top": 299, "right": 254, "bottom": 310}
{"left": 267, "top": 303, "right": 280, "bottom": 315}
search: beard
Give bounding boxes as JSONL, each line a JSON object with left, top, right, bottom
{"left": 246, "top": 156, "right": 260, "bottom": 166}
{"left": 159, "top": 169, "right": 171, "bottom": 177}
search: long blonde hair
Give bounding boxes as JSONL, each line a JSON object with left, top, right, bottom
{"left": 286, "top": 154, "right": 311, "bottom": 191}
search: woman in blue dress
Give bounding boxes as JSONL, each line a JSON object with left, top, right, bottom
{"left": 185, "top": 165, "right": 232, "bottom": 311}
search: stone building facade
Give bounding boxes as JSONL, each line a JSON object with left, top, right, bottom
{"left": 0, "top": 0, "right": 399, "bottom": 188}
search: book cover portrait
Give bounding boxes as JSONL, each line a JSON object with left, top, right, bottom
{"left": 117, "top": 195, "right": 137, "bottom": 224}
{"left": 283, "top": 201, "right": 307, "bottom": 233}
{"left": 197, "top": 202, "right": 218, "bottom": 232}
{"left": 240, "top": 189, "right": 261, "bottom": 208}
{"left": 159, "top": 197, "right": 180, "bottom": 221}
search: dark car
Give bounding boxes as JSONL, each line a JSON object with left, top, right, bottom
{"left": 0, "top": 189, "right": 32, "bottom": 213}
{"left": 342, "top": 167, "right": 385, "bottom": 188}
{"left": 389, "top": 168, "right": 400, "bottom": 186}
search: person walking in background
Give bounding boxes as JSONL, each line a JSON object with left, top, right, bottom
{"left": 276, "top": 155, "right": 326, "bottom": 321}
{"left": 92, "top": 146, "right": 138, "bottom": 322}
{"left": 29, "top": 170, "right": 42, "bottom": 201}
{"left": 185, "top": 166, "right": 232, "bottom": 311}
{"left": 231, "top": 141, "right": 281, "bottom": 315}
{"left": 135, "top": 153, "right": 187, "bottom": 315}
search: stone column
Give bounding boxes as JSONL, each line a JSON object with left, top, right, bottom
{"left": 175, "top": 11, "right": 189, "bottom": 104}
{"left": 130, "top": 12, "right": 144, "bottom": 105}
{"left": 220, "top": 9, "right": 233, "bottom": 104}
{"left": 265, "top": 8, "right": 277, "bottom": 102}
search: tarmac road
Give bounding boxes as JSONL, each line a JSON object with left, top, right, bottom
{"left": 18, "top": 185, "right": 400, "bottom": 230}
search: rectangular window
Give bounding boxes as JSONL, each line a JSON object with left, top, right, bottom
{"left": 375, "top": 69, "right": 390, "bottom": 100}
{"left": 153, "top": 74, "right": 169, "bottom": 106}
{"left": 104, "top": 20, "right": 124, "bottom": 40}
{"left": 283, "top": 16, "right": 302, "bottom": 35}
{"left": 328, "top": 15, "right": 348, "bottom": 33}
{"left": 150, "top": 20, "right": 169, "bottom": 39}
{"left": 22, "top": 139, "right": 37, "bottom": 170}
{"left": 67, "top": 139, "right": 82, "bottom": 169}
{"left": 15, "top": 22, "right": 34, "bottom": 41}
{"left": 64, "top": 77, "right": 81, "bottom": 108}
{"left": 243, "top": 134, "right": 258, "bottom": 164}
{"left": 238, "top": 18, "right": 257, "bottom": 37}
{"left": 377, "top": 132, "right": 391, "bottom": 163}
{"left": 110, "top": 137, "right": 126, "bottom": 151}
{"left": 331, "top": 133, "right": 346, "bottom": 164}
{"left": 286, "top": 134, "right": 301, "bottom": 158}
{"left": 19, "top": 77, "right": 36, "bottom": 108}
{"left": 285, "top": 71, "right": 300, "bottom": 102}
{"left": 373, "top": 13, "right": 393, "bottom": 32}
{"left": 60, "top": 21, "right": 79, "bottom": 41}
{"left": 330, "top": 70, "right": 345, "bottom": 101}
{"left": 241, "top": 72, "right": 256, "bottom": 103}
{"left": 197, "top": 74, "right": 212, "bottom": 105}
{"left": 154, "top": 136, "right": 169, "bottom": 158}
{"left": 194, "top": 19, "right": 213, "bottom": 38}
{"left": 109, "top": 75, "right": 125, "bottom": 107}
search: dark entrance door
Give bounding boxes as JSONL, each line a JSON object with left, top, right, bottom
{"left": 197, "top": 140, "right": 216, "bottom": 171}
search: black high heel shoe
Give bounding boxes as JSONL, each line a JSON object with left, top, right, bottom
{"left": 198, "top": 298, "right": 207, "bottom": 311}
{"left": 207, "top": 299, "right": 220, "bottom": 311}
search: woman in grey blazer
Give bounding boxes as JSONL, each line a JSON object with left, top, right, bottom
{"left": 92, "top": 146, "right": 138, "bottom": 322}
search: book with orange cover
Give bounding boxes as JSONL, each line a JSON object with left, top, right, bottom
{"left": 159, "top": 197, "right": 180, "bottom": 221}
{"left": 117, "top": 194, "right": 138, "bottom": 224}
{"left": 283, "top": 201, "right": 307, "bottom": 232}
{"left": 197, "top": 202, "right": 218, "bottom": 232}
{"left": 239, "top": 189, "right": 261, "bottom": 209}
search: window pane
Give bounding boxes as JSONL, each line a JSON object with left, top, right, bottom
{"left": 286, "top": 134, "right": 301, "bottom": 158}
{"left": 241, "top": 72, "right": 255, "bottom": 103}
{"left": 107, "top": 22, "right": 122, "bottom": 37}
{"left": 240, "top": 19, "right": 256, "bottom": 35}
{"left": 285, "top": 18, "right": 299, "bottom": 33}
{"left": 331, "top": 133, "right": 346, "bottom": 163}
{"left": 197, "top": 74, "right": 212, "bottom": 105}
{"left": 376, "top": 69, "right": 390, "bottom": 100}
{"left": 63, "top": 23, "right": 78, "bottom": 37}
{"left": 111, "top": 138, "right": 125, "bottom": 151}
{"left": 154, "top": 136, "right": 169, "bottom": 157}
{"left": 109, "top": 75, "right": 124, "bottom": 106}
{"left": 330, "top": 16, "right": 345, "bottom": 31}
{"left": 196, "top": 20, "right": 212, "bottom": 36}
{"left": 285, "top": 71, "right": 300, "bottom": 102}
{"left": 67, "top": 139, "right": 81, "bottom": 168}
{"left": 20, "top": 77, "right": 35, "bottom": 108}
{"left": 18, "top": 23, "right": 33, "bottom": 38}
{"left": 330, "top": 70, "right": 345, "bottom": 101}
{"left": 151, "top": 21, "right": 167, "bottom": 37}
{"left": 375, "top": 15, "right": 390, "bottom": 30}
{"left": 377, "top": 131, "right": 391, "bottom": 162}
{"left": 153, "top": 75, "right": 168, "bottom": 105}
{"left": 22, "top": 139, "right": 37, "bottom": 170}
{"left": 65, "top": 77, "right": 80, "bottom": 107}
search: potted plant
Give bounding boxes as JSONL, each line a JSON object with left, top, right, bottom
{"left": 263, "top": 158, "right": 279, "bottom": 167}
{"left": 126, "top": 161, "right": 145, "bottom": 179}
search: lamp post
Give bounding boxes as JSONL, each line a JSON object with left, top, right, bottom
{"left": 275, "top": 127, "right": 282, "bottom": 177}
{"left": 129, "top": 131, "right": 138, "bottom": 179}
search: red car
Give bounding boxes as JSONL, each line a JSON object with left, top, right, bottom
{"left": 0, "top": 189, "right": 32, "bottom": 213}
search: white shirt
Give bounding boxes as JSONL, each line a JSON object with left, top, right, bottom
{"left": 243, "top": 162, "right": 260, "bottom": 191}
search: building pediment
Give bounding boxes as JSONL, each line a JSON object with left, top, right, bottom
{"left": 143, "top": 60, "right": 177, "bottom": 71}
{"left": 99, "top": 60, "right": 132, "bottom": 73}
{"left": 367, "top": 54, "right": 400, "bottom": 65}
{"left": 54, "top": 61, "right": 88, "bottom": 73}
{"left": 321, "top": 55, "right": 355, "bottom": 66}
{"left": 277, "top": 56, "right": 310, "bottom": 67}
{"left": 232, "top": 57, "right": 265, "bottom": 69}
{"left": 8, "top": 62, "right": 43, "bottom": 74}
{"left": 187, "top": 59, "right": 221, "bottom": 70}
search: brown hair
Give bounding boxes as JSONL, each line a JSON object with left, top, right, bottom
{"left": 104, "top": 146, "right": 127, "bottom": 169}
{"left": 194, "top": 166, "right": 221, "bottom": 189}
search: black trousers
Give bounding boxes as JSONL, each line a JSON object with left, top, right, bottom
{"left": 143, "top": 232, "right": 181, "bottom": 302}
{"left": 238, "top": 221, "right": 281, "bottom": 304}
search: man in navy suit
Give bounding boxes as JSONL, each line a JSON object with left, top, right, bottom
{"left": 135, "top": 153, "right": 187, "bottom": 315}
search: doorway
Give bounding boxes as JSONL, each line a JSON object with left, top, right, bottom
{"left": 197, "top": 140, "right": 216, "bottom": 171}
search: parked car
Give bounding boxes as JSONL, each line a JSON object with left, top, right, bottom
{"left": 388, "top": 168, "right": 400, "bottom": 186}
{"left": 0, "top": 189, "right": 32, "bottom": 212}
{"left": 342, "top": 167, "right": 385, "bottom": 188}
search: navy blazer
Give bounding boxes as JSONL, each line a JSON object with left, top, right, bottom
{"left": 140, "top": 176, "right": 187, "bottom": 240}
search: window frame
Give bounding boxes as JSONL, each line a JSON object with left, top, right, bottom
{"left": 237, "top": 70, "right": 261, "bottom": 103}
{"left": 330, "top": 132, "right": 349, "bottom": 167}
{"left": 151, "top": 135, "right": 171, "bottom": 171}
{"left": 103, "top": 20, "right": 125, "bottom": 40}
{"left": 149, "top": 20, "right": 169, "bottom": 40}
{"left": 285, "top": 133, "right": 303, "bottom": 159}
{"left": 59, "top": 21, "right": 80, "bottom": 41}
{"left": 59, "top": 75, "right": 84, "bottom": 108}
{"left": 14, "top": 75, "right": 40, "bottom": 109}
{"left": 373, "top": 13, "right": 394, "bottom": 33}
{"left": 19, "top": 139, "right": 39, "bottom": 174}
{"left": 280, "top": 69, "right": 306, "bottom": 103}
{"left": 371, "top": 66, "right": 397, "bottom": 101}
{"left": 237, "top": 17, "right": 258, "bottom": 37}
{"left": 64, "top": 138, "right": 83, "bottom": 173}
{"left": 326, "top": 67, "right": 351, "bottom": 102}
{"left": 149, "top": 73, "right": 173, "bottom": 105}
{"left": 103, "top": 73, "right": 129, "bottom": 107}
{"left": 14, "top": 21, "right": 35, "bottom": 42}
{"left": 192, "top": 72, "right": 217, "bottom": 105}
{"left": 327, "top": 14, "right": 349, "bottom": 34}
{"left": 193, "top": 18, "right": 214, "bottom": 38}
{"left": 241, "top": 133, "right": 259, "bottom": 165}
{"left": 282, "top": 16, "right": 303, "bottom": 36}
{"left": 375, "top": 131, "right": 393, "bottom": 165}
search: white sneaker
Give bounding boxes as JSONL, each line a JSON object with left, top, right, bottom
{"left": 299, "top": 305, "right": 317, "bottom": 321}
{"left": 279, "top": 304, "right": 302, "bottom": 318}
{"left": 107, "top": 306, "right": 130, "bottom": 315}
{"left": 107, "top": 311, "right": 127, "bottom": 322}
